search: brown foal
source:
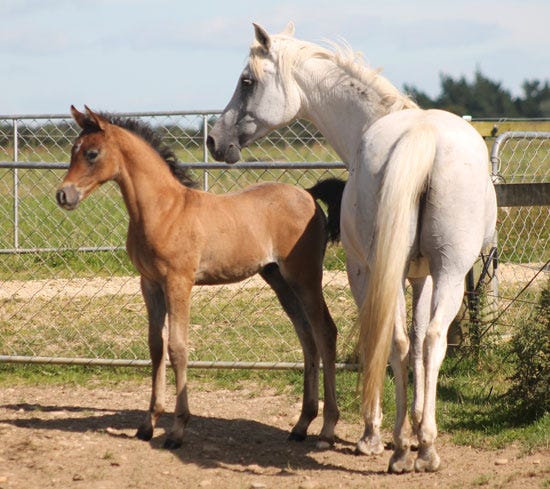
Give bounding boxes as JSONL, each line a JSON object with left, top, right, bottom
{"left": 56, "top": 106, "right": 339, "bottom": 449}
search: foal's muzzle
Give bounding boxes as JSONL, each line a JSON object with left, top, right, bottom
{"left": 56, "top": 184, "right": 81, "bottom": 210}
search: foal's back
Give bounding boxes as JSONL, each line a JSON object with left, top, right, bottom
{"left": 189, "top": 182, "right": 326, "bottom": 285}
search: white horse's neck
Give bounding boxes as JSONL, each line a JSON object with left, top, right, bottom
{"left": 294, "top": 55, "right": 415, "bottom": 166}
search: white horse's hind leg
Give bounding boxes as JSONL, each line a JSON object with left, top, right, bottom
{"left": 346, "top": 256, "right": 385, "bottom": 456}
{"left": 388, "top": 288, "right": 415, "bottom": 473}
{"left": 415, "top": 274, "right": 465, "bottom": 472}
{"left": 409, "top": 275, "right": 433, "bottom": 437}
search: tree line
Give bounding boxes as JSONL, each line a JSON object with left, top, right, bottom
{"left": 404, "top": 70, "right": 550, "bottom": 118}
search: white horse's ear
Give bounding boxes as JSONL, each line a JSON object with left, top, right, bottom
{"left": 253, "top": 23, "right": 271, "bottom": 51}
{"left": 282, "top": 21, "right": 295, "bottom": 37}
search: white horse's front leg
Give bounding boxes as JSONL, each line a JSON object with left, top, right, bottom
{"left": 388, "top": 289, "right": 414, "bottom": 473}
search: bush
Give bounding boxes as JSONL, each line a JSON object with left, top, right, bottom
{"left": 505, "top": 277, "right": 550, "bottom": 420}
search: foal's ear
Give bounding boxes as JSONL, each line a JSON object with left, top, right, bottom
{"left": 84, "top": 105, "right": 108, "bottom": 131}
{"left": 253, "top": 23, "right": 271, "bottom": 52}
{"left": 71, "top": 105, "right": 89, "bottom": 129}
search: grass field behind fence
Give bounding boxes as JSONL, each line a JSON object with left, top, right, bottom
{"left": 0, "top": 138, "right": 548, "bottom": 274}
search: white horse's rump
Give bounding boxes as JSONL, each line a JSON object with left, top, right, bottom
{"left": 208, "top": 23, "right": 497, "bottom": 473}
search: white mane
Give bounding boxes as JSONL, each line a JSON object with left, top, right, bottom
{"left": 250, "top": 34, "right": 418, "bottom": 113}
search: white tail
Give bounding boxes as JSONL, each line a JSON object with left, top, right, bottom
{"left": 359, "top": 122, "right": 437, "bottom": 415}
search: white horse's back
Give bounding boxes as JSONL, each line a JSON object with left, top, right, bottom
{"left": 347, "top": 108, "right": 496, "bottom": 271}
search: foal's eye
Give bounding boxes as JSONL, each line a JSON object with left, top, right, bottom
{"left": 85, "top": 149, "right": 99, "bottom": 162}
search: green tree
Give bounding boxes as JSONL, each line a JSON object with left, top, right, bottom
{"left": 403, "top": 70, "right": 549, "bottom": 117}
{"left": 515, "top": 79, "right": 550, "bottom": 117}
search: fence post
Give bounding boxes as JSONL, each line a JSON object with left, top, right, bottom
{"left": 202, "top": 115, "right": 209, "bottom": 191}
{"left": 12, "top": 118, "right": 19, "bottom": 250}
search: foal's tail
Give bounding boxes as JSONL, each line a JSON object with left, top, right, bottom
{"left": 359, "top": 123, "right": 437, "bottom": 416}
{"left": 307, "top": 178, "right": 346, "bottom": 243}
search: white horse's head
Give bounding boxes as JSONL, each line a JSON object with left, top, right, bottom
{"left": 208, "top": 22, "right": 302, "bottom": 164}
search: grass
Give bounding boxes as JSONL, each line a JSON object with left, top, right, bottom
{"left": 0, "top": 282, "right": 357, "bottom": 363}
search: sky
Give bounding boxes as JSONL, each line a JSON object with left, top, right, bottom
{"left": 1, "top": 0, "right": 549, "bottom": 115}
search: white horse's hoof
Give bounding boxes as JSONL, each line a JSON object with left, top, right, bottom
{"left": 388, "top": 448, "right": 414, "bottom": 473}
{"left": 355, "top": 437, "right": 384, "bottom": 455}
{"left": 415, "top": 446, "right": 441, "bottom": 472}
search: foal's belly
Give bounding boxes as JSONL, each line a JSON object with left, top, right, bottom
{"left": 193, "top": 257, "right": 272, "bottom": 286}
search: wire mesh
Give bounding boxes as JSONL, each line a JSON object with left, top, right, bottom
{"left": 0, "top": 113, "right": 547, "bottom": 368}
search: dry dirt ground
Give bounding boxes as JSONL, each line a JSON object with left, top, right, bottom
{"left": 0, "top": 381, "right": 548, "bottom": 489}
{"left": 1, "top": 263, "right": 547, "bottom": 300}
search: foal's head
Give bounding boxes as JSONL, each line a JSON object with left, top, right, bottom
{"left": 56, "top": 106, "right": 195, "bottom": 210}
{"left": 208, "top": 22, "right": 305, "bottom": 163}
{"left": 56, "top": 106, "right": 120, "bottom": 210}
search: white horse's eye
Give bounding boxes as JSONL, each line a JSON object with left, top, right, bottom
{"left": 241, "top": 77, "right": 254, "bottom": 87}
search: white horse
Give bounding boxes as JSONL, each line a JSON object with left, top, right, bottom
{"left": 207, "top": 22, "right": 497, "bottom": 473}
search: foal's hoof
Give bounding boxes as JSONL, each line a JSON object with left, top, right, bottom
{"left": 135, "top": 425, "right": 153, "bottom": 442}
{"left": 315, "top": 438, "right": 333, "bottom": 450}
{"left": 288, "top": 431, "right": 307, "bottom": 442}
{"left": 163, "top": 437, "right": 183, "bottom": 450}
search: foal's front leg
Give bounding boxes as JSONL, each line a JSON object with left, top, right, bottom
{"left": 136, "top": 278, "right": 167, "bottom": 442}
{"left": 163, "top": 276, "right": 193, "bottom": 449}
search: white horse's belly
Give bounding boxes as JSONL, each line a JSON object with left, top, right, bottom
{"left": 407, "top": 256, "right": 430, "bottom": 278}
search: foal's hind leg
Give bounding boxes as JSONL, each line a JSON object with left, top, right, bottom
{"left": 295, "top": 289, "right": 339, "bottom": 447}
{"left": 261, "top": 264, "right": 339, "bottom": 446}
{"left": 260, "top": 265, "right": 320, "bottom": 441}
{"left": 136, "top": 278, "right": 167, "bottom": 442}
{"left": 276, "top": 263, "right": 339, "bottom": 447}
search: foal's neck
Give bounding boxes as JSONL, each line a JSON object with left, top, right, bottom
{"left": 115, "top": 129, "right": 185, "bottom": 228}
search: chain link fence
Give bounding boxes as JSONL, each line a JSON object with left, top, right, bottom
{"left": 0, "top": 112, "right": 548, "bottom": 367}
{"left": 481, "top": 132, "right": 550, "bottom": 346}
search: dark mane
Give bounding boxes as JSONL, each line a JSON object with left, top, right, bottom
{"left": 82, "top": 113, "right": 198, "bottom": 188}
